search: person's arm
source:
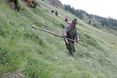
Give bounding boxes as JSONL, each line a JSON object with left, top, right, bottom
{"left": 63, "top": 26, "right": 69, "bottom": 37}
{"left": 75, "top": 28, "right": 80, "bottom": 43}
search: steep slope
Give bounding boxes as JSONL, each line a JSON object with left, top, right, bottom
{"left": 0, "top": 0, "right": 117, "bottom": 78}
{"left": 64, "top": 5, "right": 117, "bottom": 31}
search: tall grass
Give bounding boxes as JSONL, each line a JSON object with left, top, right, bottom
{"left": 0, "top": 0, "right": 117, "bottom": 78}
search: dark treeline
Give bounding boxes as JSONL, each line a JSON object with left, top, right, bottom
{"left": 47, "top": 0, "right": 117, "bottom": 31}
{"left": 64, "top": 5, "right": 117, "bottom": 31}
{"left": 48, "top": 0, "right": 63, "bottom": 8}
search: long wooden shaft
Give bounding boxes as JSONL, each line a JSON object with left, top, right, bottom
{"left": 32, "top": 25, "right": 77, "bottom": 42}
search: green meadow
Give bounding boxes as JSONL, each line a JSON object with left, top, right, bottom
{"left": 0, "top": 0, "right": 117, "bottom": 78}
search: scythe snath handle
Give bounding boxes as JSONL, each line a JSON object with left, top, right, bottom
{"left": 32, "top": 25, "right": 78, "bottom": 43}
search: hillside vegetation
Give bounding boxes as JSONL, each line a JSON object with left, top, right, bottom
{"left": 64, "top": 5, "right": 117, "bottom": 31}
{"left": 0, "top": 0, "right": 117, "bottom": 78}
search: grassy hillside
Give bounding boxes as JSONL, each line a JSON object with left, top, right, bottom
{"left": 64, "top": 5, "right": 117, "bottom": 31}
{"left": 0, "top": 0, "right": 117, "bottom": 78}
